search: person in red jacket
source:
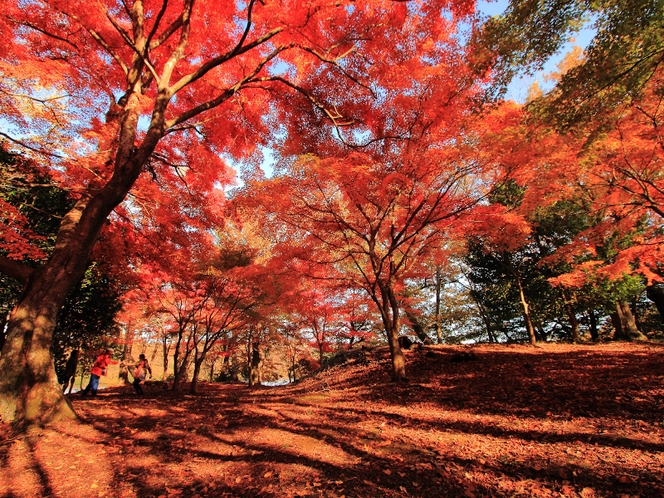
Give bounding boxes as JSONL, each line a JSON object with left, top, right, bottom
{"left": 81, "top": 348, "right": 117, "bottom": 396}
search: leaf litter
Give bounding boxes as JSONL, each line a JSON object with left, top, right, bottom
{"left": 1, "top": 342, "right": 663, "bottom": 497}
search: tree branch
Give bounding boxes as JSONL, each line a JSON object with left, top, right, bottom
{"left": 0, "top": 256, "right": 35, "bottom": 285}
{"left": 168, "top": 27, "right": 284, "bottom": 95}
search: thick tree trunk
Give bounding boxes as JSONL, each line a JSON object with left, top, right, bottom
{"left": 613, "top": 300, "right": 648, "bottom": 341}
{"left": 230, "top": 356, "right": 240, "bottom": 382}
{"left": 588, "top": 310, "right": 599, "bottom": 341}
{"left": 0, "top": 92, "right": 157, "bottom": 428}
{"left": 646, "top": 285, "right": 664, "bottom": 324}
{"left": 0, "top": 270, "right": 83, "bottom": 427}
{"left": 172, "top": 338, "right": 193, "bottom": 391}
{"left": 0, "top": 194, "right": 104, "bottom": 427}
{"left": 173, "top": 349, "right": 193, "bottom": 391}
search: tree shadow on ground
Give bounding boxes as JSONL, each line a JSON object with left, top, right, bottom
{"left": 1, "top": 343, "right": 663, "bottom": 497}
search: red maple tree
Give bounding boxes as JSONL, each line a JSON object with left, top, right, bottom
{"left": 0, "top": 0, "right": 482, "bottom": 427}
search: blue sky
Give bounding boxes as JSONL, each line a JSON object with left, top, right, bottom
{"left": 477, "top": 0, "right": 596, "bottom": 102}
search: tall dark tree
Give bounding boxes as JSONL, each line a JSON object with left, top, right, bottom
{"left": 1, "top": 146, "right": 122, "bottom": 390}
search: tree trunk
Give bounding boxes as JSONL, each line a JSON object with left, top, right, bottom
{"left": 209, "top": 356, "right": 217, "bottom": 382}
{"left": 471, "top": 292, "right": 496, "bottom": 343}
{"left": 172, "top": 342, "right": 194, "bottom": 391}
{"left": 613, "top": 300, "right": 648, "bottom": 341}
{"left": 248, "top": 341, "right": 261, "bottom": 387}
{"left": 565, "top": 302, "right": 580, "bottom": 343}
{"left": 161, "top": 338, "right": 171, "bottom": 381}
{"left": 563, "top": 291, "right": 580, "bottom": 343}
{"left": 0, "top": 193, "right": 104, "bottom": 427}
{"left": 434, "top": 269, "right": 444, "bottom": 344}
{"left": 190, "top": 348, "right": 205, "bottom": 394}
{"left": 0, "top": 289, "right": 77, "bottom": 428}
{"left": 121, "top": 325, "right": 136, "bottom": 364}
{"left": 172, "top": 340, "right": 183, "bottom": 390}
{"left": 646, "top": 285, "right": 664, "bottom": 324}
{"left": 149, "top": 343, "right": 159, "bottom": 366}
{"left": 516, "top": 279, "right": 537, "bottom": 345}
{"left": 0, "top": 92, "right": 156, "bottom": 427}
{"left": 230, "top": 355, "right": 240, "bottom": 382}
{"left": 379, "top": 283, "right": 406, "bottom": 381}
{"left": 405, "top": 309, "right": 432, "bottom": 344}
{"left": 588, "top": 310, "right": 599, "bottom": 341}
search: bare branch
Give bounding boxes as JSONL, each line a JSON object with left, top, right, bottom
{"left": 146, "top": 0, "right": 171, "bottom": 48}
{"left": 169, "top": 27, "right": 284, "bottom": 95}
{"left": 0, "top": 132, "right": 65, "bottom": 159}
{"left": 255, "top": 75, "right": 356, "bottom": 127}
{"left": 106, "top": 12, "right": 160, "bottom": 83}
{"left": 79, "top": 24, "right": 129, "bottom": 75}
{"left": 10, "top": 19, "right": 77, "bottom": 49}
{"left": 166, "top": 44, "right": 291, "bottom": 129}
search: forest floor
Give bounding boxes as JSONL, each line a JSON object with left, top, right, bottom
{"left": 1, "top": 342, "right": 664, "bottom": 498}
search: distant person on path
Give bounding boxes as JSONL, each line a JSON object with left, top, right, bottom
{"left": 125, "top": 354, "right": 152, "bottom": 395}
{"left": 81, "top": 348, "right": 117, "bottom": 396}
{"left": 59, "top": 349, "right": 79, "bottom": 394}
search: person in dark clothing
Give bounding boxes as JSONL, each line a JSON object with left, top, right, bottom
{"left": 126, "top": 354, "right": 152, "bottom": 395}
{"left": 59, "top": 349, "right": 79, "bottom": 394}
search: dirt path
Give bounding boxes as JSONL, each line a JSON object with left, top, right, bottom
{"left": 1, "top": 342, "right": 664, "bottom": 497}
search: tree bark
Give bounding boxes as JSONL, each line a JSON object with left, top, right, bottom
{"left": 161, "top": 337, "right": 172, "bottom": 381}
{"left": 613, "top": 300, "right": 648, "bottom": 341}
{"left": 434, "top": 268, "right": 444, "bottom": 344}
{"left": 516, "top": 278, "right": 537, "bottom": 346}
{"left": 404, "top": 309, "right": 432, "bottom": 344}
{"left": 646, "top": 285, "right": 664, "bottom": 323}
{"left": 0, "top": 285, "right": 78, "bottom": 428}
{"left": 173, "top": 345, "right": 194, "bottom": 391}
{"left": 0, "top": 194, "right": 106, "bottom": 427}
{"left": 248, "top": 341, "right": 261, "bottom": 387}
{"left": 471, "top": 292, "right": 496, "bottom": 343}
{"left": 588, "top": 310, "right": 599, "bottom": 341}
{"left": 379, "top": 283, "right": 406, "bottom": 381}
{"left": 190, "top": 348, "right": 205, "bottom": 394}
{"left": 565, "top": 303, "right": 580, "bottom": 343}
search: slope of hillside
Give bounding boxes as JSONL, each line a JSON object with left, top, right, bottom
{"left": 2, "top": 342, "right": 663, "bottom": 497}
